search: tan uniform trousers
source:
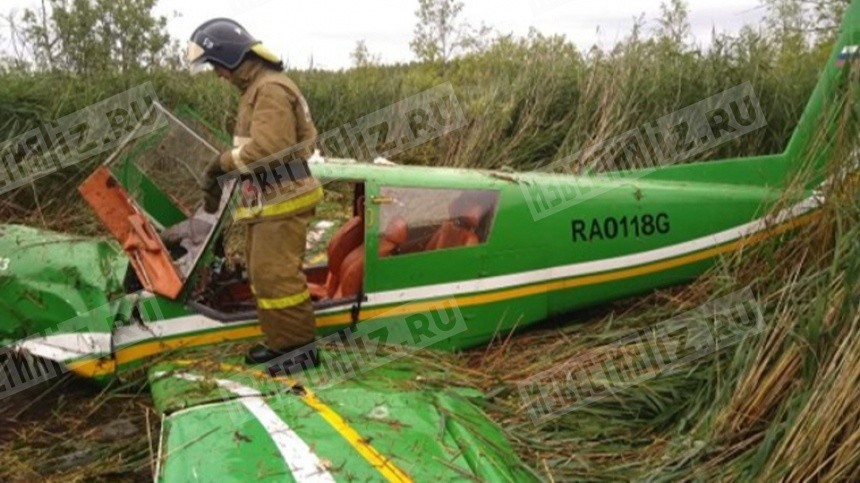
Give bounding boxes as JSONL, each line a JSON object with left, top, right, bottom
{"left": 245, "top": 209, "right": 315, "bottom": 350}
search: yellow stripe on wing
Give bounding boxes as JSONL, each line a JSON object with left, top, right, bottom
{"left": 168, "top": 360, "right": 413, "bottom": 483}
{"left": 301, "top": 388, "right": 413, "bottom": 482}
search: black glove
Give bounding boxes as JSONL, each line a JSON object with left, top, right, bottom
{"left": 200, "top": 153, "right": 226, "bottom": 213}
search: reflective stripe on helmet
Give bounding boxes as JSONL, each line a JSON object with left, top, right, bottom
{"left": 250, "top": 43, "right": 281, "bottom": 64}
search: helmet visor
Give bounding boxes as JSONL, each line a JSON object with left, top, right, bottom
{"left": 185, "top": 41, "right": 212, "bottom": 74}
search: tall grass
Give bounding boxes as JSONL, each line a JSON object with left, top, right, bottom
{"left": 0, "top": 24, "right": 828, "bottom": 231}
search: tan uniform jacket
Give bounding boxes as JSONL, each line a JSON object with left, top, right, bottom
{"left": 220, "top": 58, "right": 322, "bottom": 223}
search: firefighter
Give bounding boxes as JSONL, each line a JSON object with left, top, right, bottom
{"left": 186, "top": 18, "right": 322, "bottom": 374}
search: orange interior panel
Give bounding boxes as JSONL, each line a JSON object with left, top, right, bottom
{"left": 78, "top": 166, "right": 184, "bottom": 299}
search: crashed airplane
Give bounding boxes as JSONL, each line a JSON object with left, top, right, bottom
{"left": 1, "top": 4, "right": 858, "bottom": 481}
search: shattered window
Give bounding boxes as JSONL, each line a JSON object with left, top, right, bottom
{"left": 377, "top": 187, "right": 499, "bottom": 257}
{"left": 105, "top": 104, "right": 229, "bottom": 229}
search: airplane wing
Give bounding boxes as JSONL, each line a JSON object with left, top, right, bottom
{"left": 149, "top": 350, "right": 535, "bottom": 482}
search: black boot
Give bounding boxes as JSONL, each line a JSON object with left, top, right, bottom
{"left": 244, "top": 344, "right": 286, "bottom": 364}
{"left": 244, "top": 343, "right": 321, "bottom": 376}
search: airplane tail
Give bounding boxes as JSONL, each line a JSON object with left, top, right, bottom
{"left": 625, "top": 2, "right": 860, "bottom": 190}
{"left": 782, "top": 0, "right": 860, "bottom": 187}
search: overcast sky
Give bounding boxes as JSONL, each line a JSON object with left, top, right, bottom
{"left": 4, "top": 0, "right": 766, "bottom": 70}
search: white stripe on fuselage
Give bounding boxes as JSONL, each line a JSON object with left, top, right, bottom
{"left": 113, "top": 315, "right": 246, "bottom": 346}
{"left": 16, "top": 195, "right": 821, "bottom": 364}
{"left": 17, "top": 333, "right": 112, "bottom": 363}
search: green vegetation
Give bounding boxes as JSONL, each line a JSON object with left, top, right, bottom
{"left": 0, "top": 0, "right": 847, "bottom": 231}
{"left": 1, "top": 0, "right": 858, "bottom": 481}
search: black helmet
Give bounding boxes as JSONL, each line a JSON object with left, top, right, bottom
{"left": 186, "top": 18, "right": 281, "bottom": 72}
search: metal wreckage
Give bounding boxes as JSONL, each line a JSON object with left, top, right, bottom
{"left": 1, "top": 4, "right": 859, "bottom": 481}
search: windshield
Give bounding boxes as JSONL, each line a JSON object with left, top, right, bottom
{"left": 97, "top": 103, "right": 236, "bottom": 283}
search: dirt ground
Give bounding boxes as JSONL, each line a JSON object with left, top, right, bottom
{"left": 0, "top": 363, "right": 156, "bottom": 482}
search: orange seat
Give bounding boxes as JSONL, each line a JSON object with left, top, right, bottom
{"left": 335, "top": 243, "right": 364, "bottom": 298}
{"left": 309, "top": 207, "right": 409, "bottom": 301}
{"left": 334, "top": 216, "right": 408, "bottom": 298}
{"left": 308, "top": 198, "right": 365, "bottom": 300}
{"left": 307, "top": 279, "right": 329, "bottom": 300}
{"left": 425, "top": 199, "right": 484, "bottom": 251}
{"left": 323, "top": 215, "right": 364, "bottom": 298}
{"left": 378, "top": 216, "right": 408, "bottom": 258}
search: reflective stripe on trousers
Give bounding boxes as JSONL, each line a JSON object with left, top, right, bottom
{"left": 257, "top": 290, "right": 310, "bottom": 310}
{"left": 246, "top": 210, "right": 316, "bottom": 349}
